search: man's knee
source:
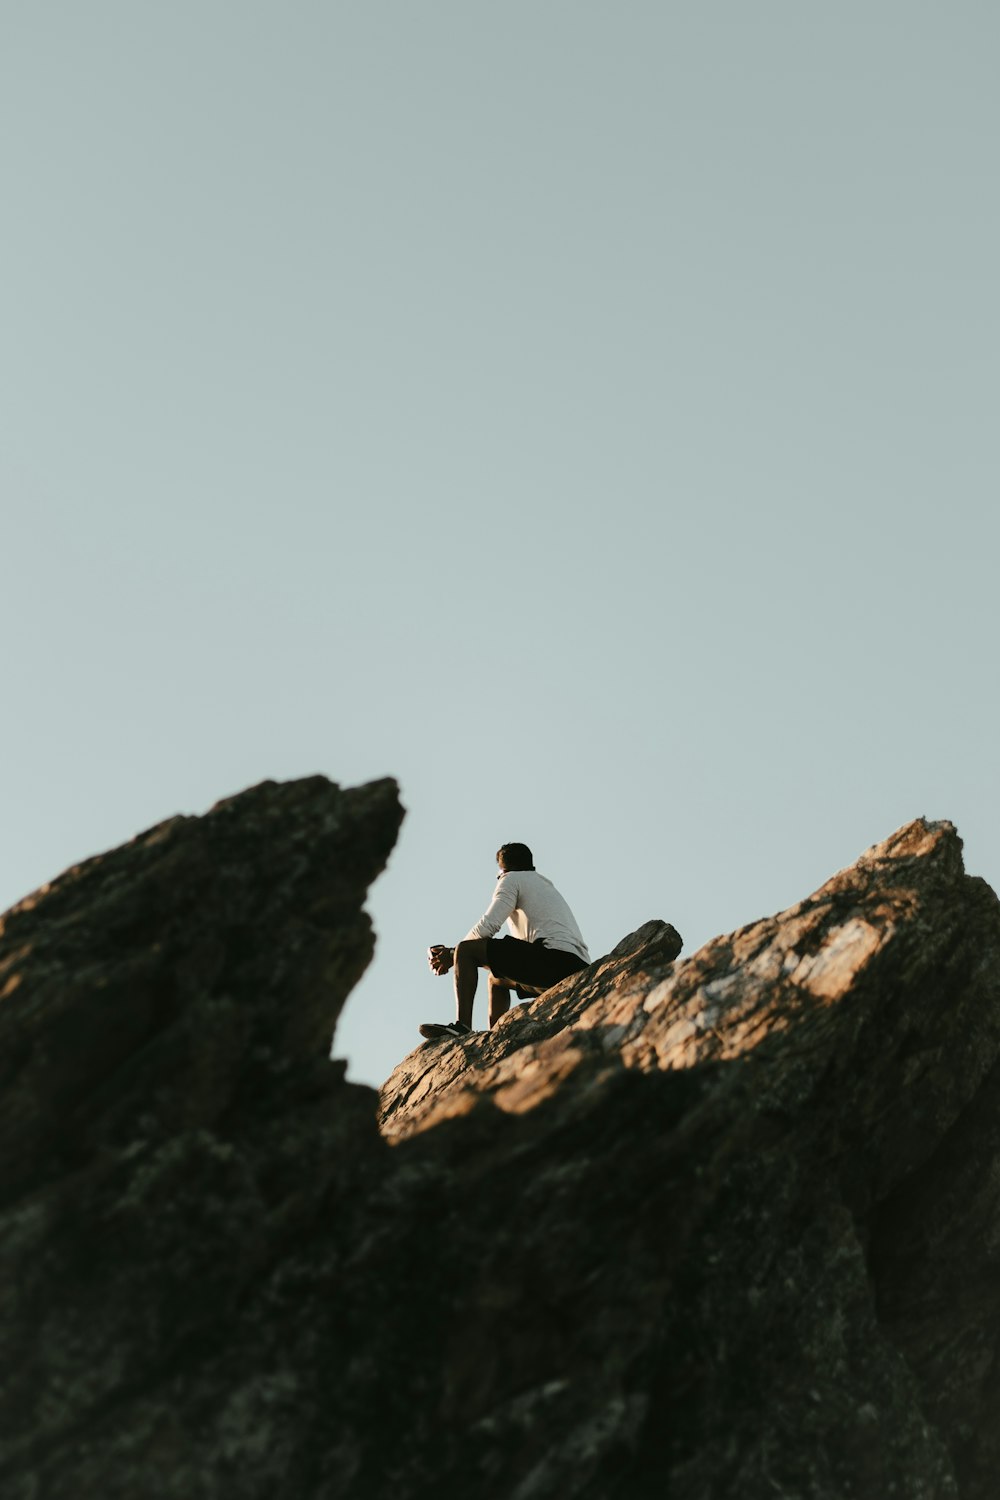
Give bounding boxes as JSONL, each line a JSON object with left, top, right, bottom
{"left": 455, "top": 938, "right": 488, "bottom": 966}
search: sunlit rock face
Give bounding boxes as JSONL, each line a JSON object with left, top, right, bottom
{"left": 4, "top": 795, "right": 1000, "bottom": 1500}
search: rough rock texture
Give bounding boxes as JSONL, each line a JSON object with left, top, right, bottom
{"left": 378, "top": 919, "right": 684, "bottom": 1141}
{"left": 5, "top": 793, "right": 1000, "bottom": 1499}
{"left": 0, "top": 775, "right": 403, "bottom": 1499}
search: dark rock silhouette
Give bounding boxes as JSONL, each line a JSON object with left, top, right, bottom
{"left": 3, "top": 785, "right": 999, "bottom": 1499}
{"left": 0, "top": 775, "right": 402, "bottom": 1498}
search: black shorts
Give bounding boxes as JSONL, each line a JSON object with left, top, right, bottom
{"left": 485, "top": 936, "right": 588, "bottom": 999}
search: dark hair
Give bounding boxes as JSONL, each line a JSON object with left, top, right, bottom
{"left": 497, "top": 842, "right": 534, "bottom": 871}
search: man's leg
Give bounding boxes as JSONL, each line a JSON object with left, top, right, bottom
{"left": 453, "top": 938, "right": 489, "bottom": 1028}
{"left": 488, "top": 976, "right": 513, "bottom": 1029}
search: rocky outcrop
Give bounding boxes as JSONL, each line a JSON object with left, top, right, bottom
{"left": 0, "top": 775, "right": 403, "bottom": 1499}
{"left": 4, "top": 790, "right": 1000, "bottom": 1499}
{"left": 377, "top": 918, "right": 684, "bottom": 1140}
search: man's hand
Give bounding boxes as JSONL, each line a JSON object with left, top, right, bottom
{"left": 428, "top": 944, "right": 454, "bottom": 976}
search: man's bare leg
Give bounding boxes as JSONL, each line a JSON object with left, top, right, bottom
{"left": 488, "top": 977, "right": 513, "bottom": 1029}
{"left": 453, "top": 938, "right": 489, "bottom": 1028}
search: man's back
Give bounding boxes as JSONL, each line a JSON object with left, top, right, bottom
{"left": 422, "top": 845, "right": 590, "bottom": 1039}
{"left": 467, "top": 869, "right": 590, "bottom": 963}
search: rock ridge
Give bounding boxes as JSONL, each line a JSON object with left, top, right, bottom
{"left": 377, "top": 918, "right": 684, "bottom": 1140}
{"left": 3, "top": 791, "right": 1000, "bottom": 1500}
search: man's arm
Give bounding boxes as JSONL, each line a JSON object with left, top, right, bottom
{"left": 464, "top": 873, "right": 519, "bottom": 940}
{"left": 427, "top": 876, "right": 519, "bottom": 978}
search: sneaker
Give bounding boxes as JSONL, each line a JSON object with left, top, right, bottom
{"left": 418, "top": 1020, "right": 472, "bottom": 1041}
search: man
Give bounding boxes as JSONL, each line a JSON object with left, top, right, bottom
{"left": 419, "top": 842, "right": 590, "bottom": 1040}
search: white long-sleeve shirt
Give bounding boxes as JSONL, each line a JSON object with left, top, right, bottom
{"left": 464, "top": 870, "right": 590, "bottom": 963}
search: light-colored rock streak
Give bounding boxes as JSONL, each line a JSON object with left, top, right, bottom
{"left": 790, "top": 918, "right": 886, "bottom": 1000}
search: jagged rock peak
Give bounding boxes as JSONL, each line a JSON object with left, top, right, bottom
{"left": 0, "top": 773, "right": 403, "bottom": 1201}
{"left": 4, "top": 804, "right": 1000, "bottom": 1500}
{"left": 380, "top": 817, "right": 978, "bottom": 1153}
{"left": 372, "top": 814, "right": 1000, "bottom": 1499}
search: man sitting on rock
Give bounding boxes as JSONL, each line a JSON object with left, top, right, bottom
{"left": 420, "top": 843, "right": 590, "bottom": 1040}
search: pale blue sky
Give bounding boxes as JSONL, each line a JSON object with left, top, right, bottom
{"left": 3, "top": 3, "right": 997, "bottom": 1085}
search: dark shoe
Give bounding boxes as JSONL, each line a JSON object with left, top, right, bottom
{"left": 418, "top": 1020, "right": 471, "bottom": 1041}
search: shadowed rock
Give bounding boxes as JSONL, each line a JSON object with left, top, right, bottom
{"left": 0, "top": 775, "right": 403, "bottom": 1498}
{"left": 4, "top": 801, "right": 1000, "bottom": 1500}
